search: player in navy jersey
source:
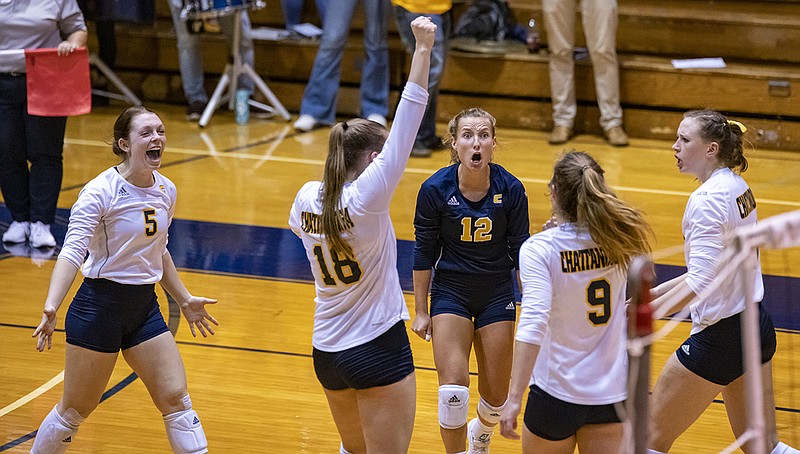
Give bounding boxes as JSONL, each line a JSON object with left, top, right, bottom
{"left": 499, "top": 151, "right": 652, "bottom": 453}
{"left": 647, "top": 111, "right": 798, "bottom": 454}
{"left": 30, "top": 107, "right": 218, "bottom": 454}
{"left": 289, "top": 17, "right": 435, "bottom": 454}
{"left": 412, "top": 108, "right": 530, "bottom": 454}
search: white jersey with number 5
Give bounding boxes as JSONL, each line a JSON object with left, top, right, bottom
{"left": 516, "top": 222, "right": 628, "bottom": 405}
{"left": 289, "top": 82, "right": 428, "bottom": 352}
{"left": 59, "top": 167, "right": 176, "bottom": 285}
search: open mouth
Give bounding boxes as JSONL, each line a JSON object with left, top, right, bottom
{"left": 471, "top": 152, "right": 482, "bottom": 163}
{"left": 146, "top": 148, "right": 162, "bottom": 161}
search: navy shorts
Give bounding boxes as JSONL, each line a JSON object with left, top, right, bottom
{"left": 313, "top": 321, "right": 415, "bottom": 391}
{"left": 430, "top": 271, "right": 516, "bottom": 329}
{"left": 523, "top": 385, "right": 622, "bottom": 441}
{"left": 65, "top": 278, "right": 170, "bottom": 353}
{"left": 676, "top": 302, "right": 776, "bottom": 385}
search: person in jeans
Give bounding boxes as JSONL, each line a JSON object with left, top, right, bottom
{"left": 392, "top": 0, "right": 451, "bottom": 157}
{"left": 293, "top": 0, "right": 390, "bottom": 132}
{"left": 166, "top": 0, "right": 255, "bottom": 120}
{"left": 543, "top": 0, "right": 628, "bottom": 146}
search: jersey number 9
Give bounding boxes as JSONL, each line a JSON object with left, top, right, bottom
{"left": 586, "top": 279, "right": 611, "bottom": 325}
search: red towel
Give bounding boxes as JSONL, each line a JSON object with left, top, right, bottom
{"left": 24, "top": 47, "right": 91, "bottom": 117}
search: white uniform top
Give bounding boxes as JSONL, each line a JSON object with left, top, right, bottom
{"left": 516, "top": 223, "right": 628, "bottom": 405}
{"left": 59, "top": 168, "right": 176, "bottom": 285}
{"left": 683, "top": 167, "right": 763, "bottom": 334}
{"left": 289, "top": 82, "right": 428, "bottom": 352}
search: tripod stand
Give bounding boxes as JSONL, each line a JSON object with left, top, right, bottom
{"left": 89, "top": 53, "right": 142, "bottom": 106}
{"left": 197, "top": 8, "right": 290, "bottom": 127}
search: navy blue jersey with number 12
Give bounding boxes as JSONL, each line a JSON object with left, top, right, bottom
{"left": 413, "top": 163, "right": 530, "bottom": 276}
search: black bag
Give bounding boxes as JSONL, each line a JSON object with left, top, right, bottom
{"left": 454, "top": 0, "right": 517, "bottom": 42}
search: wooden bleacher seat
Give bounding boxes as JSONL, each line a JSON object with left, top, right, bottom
{"left": 92, "top": 0, "right": 800, "bottom": 151}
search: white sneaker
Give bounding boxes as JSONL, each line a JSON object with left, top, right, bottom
{"left": 2, "top": 221, "right": 30, "bottom": 243}
{"left": 467, "top": 418, "right": 492, "bottom": 454}
{"left": 293, "top": 114, "right": 320, "bottom": 132}
{"left": 29, "top": 221, "right": 56, "bottom": 248}
{"left": 366, "top": 113, "right": 387, "bottom": 127}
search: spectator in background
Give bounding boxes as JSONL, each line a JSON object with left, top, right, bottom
{"left": 0, "top": 0, "right": 87, "bottom": 248}
{"left": 293, "top": 0, "right": 390, "bottom": 132}
{"left": 167, "top": 0, "right": 255, "bottom": 120}
{"left": 392, "top": 0, "right": 452, "bottom": 158}
{"left": 281, "top": 0, "right": 327, "bottom": 32}
{"left": 543, "top": 0, "right": 629, "bottom": 146}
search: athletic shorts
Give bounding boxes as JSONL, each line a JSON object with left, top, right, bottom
{"left": 65, "top": 278, "right": 169, "bottom": 353}
{"left": 313, "top": 321, "right": 415, "bottom": 391}
{"left": 523, "top": 385, "right": 622, "bottom": 441}
{"left": 430, "top": 271, "right": 516, "bottom": 329}
{"left": 676, "top": 302, "right": 776, "bottom": 386}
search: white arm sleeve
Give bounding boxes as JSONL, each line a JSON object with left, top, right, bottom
{"left": 355, "top": 82, "right": 428, "bottom": 213}
{"left": 59, "top": 186, "right": 106, "bottom": 269}
{"left": 516, "top": 238, "right": 553, "bottom": 345}
{"left": 684, "top": 190, "right": 728, "bottom": 296}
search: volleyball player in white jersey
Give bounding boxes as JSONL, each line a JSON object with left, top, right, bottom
{"left": 647, "top": 110, "right": 798, "bottom": 454}
{"left": 288, "top": 16, "right": 435, "bottom": 454}
{"left": 499, "top": 151, "right": 652, "bottom": 453}
{"left": 30, "top": 106, "right": 218, "bottom": 454}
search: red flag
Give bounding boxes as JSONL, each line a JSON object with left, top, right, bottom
{"left": 24, "top": 47, "right": 91, "bottom": 117}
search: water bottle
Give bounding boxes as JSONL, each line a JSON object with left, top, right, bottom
{"left": 235, "top": 89, "right": 249, "bottom": 125}
{"left": 526, "top": 19, "right": 541, "bottom": 54}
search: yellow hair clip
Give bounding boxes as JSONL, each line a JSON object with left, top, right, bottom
{"left": 727, "top": 119, "right": 747, "bottom": 133}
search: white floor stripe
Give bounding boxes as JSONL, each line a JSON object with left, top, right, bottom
{"left": 0, "top": 371, "right": 64, "bottom": 418}
{"left": 64, "top": 138, "right": 800, "bottom": 208}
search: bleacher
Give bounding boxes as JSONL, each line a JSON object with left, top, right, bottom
{"left": 94, "top": 0, "right": 800, "bottom": 150}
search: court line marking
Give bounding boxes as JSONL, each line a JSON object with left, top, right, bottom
{"left": 65, "top": 138, "right": 800, "bottom": 208}
{"left": 0, "top": 371, "right": 64, "bottom": 418}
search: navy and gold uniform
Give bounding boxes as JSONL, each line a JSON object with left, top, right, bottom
{"left": 413, "top": 163, "right": 529, "bottom": 326}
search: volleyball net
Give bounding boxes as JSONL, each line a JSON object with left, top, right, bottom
{"left": 624, "top": 209, "right": 800, "bottom": 454}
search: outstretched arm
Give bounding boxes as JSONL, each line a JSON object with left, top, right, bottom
{"left": 406, "top": 16, "right": 436, "bottom": 90}
{"left": 32, "top": 259, "right": 80, "bottom": 351}
{"left": 160, "top": 250, "right": 219, "bottom": 337}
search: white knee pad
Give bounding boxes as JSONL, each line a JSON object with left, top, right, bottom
{"left": 438, "top": 384, "right": 470, "bottom": 429}
{"left": 773, "top": 442, "right": 800, "bottom": 454}
{"left": 340, "top": 442, "right": 353, "bottom": 454}
{"left": 31, "top": 405, "right": 85, "bottom": 454}
{"left": 163, "top": 405, "right": 208, "bottom": 454}
{"left": 476, "top": 397, "right": 506, "bottom": 426}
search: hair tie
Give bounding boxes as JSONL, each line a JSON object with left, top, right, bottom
{"left": 727, "top": 119, "right": 747, "bottom": 133}
{"left": 581, "top": 165, "right": 590, "bottom": 174}
{"left": 342, "top": 121, "right": 348, "bottom": 131}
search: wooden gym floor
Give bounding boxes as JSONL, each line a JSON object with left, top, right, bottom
{"left": 1, "top": 103, "right": 798, "bottom": 453}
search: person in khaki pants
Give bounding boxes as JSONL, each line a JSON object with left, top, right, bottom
{"left": 543, "top": 0, "right": 629, "bottom": 146}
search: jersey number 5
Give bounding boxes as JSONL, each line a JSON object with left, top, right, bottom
{"left": 586, "top": 279, "right": 611, "bottom": 325}
{"left": 143, "top": 209, "right": 157, "bottom": 237}
{"left": 313, "top": 244, "right": 363, "bottom": 286}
